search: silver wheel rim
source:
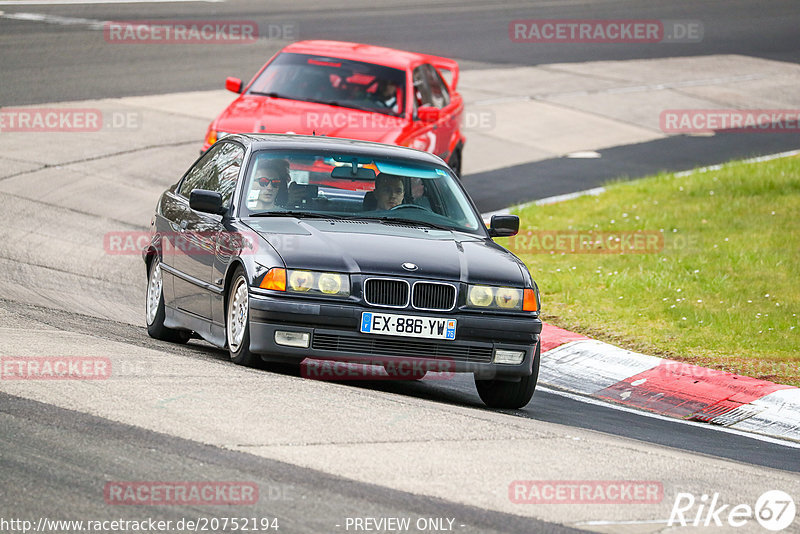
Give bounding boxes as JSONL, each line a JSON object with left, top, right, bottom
{"left": 227, "top": 277, "right": 249, "bottom": 352}
{"left": 146, "top": 258, "right": 162, "bottom": 325}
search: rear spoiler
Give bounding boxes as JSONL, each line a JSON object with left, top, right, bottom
{"left": 428, "top": 57, "right": 460, "bottom": 91}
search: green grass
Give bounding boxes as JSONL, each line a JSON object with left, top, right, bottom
{"left": 497, "top": 155, "right": 800, "bottom": 386}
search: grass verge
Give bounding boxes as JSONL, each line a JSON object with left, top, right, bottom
{"left": 497, "top": 155, "right": 800, "bottom": 386}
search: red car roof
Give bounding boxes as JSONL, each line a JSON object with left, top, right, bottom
{"left": 282, "top": 40, "right": 446, "bottom": 70}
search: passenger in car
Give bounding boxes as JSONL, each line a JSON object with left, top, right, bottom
{"left": 409, "top": 177, "right": 431, "bottom": 209}
{"left": 373, "top": 79, "right": 399, "bottom": 112}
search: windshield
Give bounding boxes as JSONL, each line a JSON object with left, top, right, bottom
{"left": 247, "top": 53, "right": 407, "bottom": 117}
{"left": 241, "top": 150, "right": 483, "bottom": 234}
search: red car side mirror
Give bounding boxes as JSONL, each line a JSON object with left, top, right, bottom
{"left": 418, "top": 106, "right": 440, "bottom": 123}
{"left": 225, "top": 77, "right": 243, "bottom": 94}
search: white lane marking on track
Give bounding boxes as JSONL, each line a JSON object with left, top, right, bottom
{"left": 576, "top": 519, "right": 671, "bottom": 526}
{"left": 0, "top": 0, "right": 221, "bottom": 4}
{"left": 538, "top": 386, "right": 800, "bottom": 449}
{"left": 481, "top": 149, "right": 800, "bottom": 218}
{"left": 565, "top": 150, "right": 601, "bottom": 158}
{"left": 673, "top": 148, "right": 800, "bottom": 177}
{"left": 2, "top": 12, "right": 106, "bottom": 28}
{"left": 473, "top": 74, "right": 767, "bottom": 106}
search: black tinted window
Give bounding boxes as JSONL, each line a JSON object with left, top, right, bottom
{"left": 178, "top": 145, "right": 220, "bottom": 198}
{"left": 179, "top": 142, "right": 244, "bottom": 209}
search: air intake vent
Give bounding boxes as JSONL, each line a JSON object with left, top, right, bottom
{"left": 364, "top": 278, "right": 409, "bottom": 308}
{"left": 312, "top": 333, "right": 492, "bottom": 362}
{"left": 412, "top": 282, "right": 456, "bottom": 311}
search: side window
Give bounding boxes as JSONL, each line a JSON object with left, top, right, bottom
{"left": 424, "top": 64, "right": 450, "bottom": 109}
{"left": 206, "top": 143, "right": 244, "bottom": 208}
{"left": 178, "top": 142, "right": 244, "bottom": 209}
{"left": 412, "top": 66, "right": 433, "bottom": 112}
{"left": 178, "top": 144, "right": 221, "bottom": 198}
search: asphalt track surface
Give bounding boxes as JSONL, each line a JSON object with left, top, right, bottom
{"left": 2, "top": 0, "right": 800, "bottom": 106}
{"left": 2, "top": 0, "right": 800, "bottom": 207}
{"left": 1, "top": 393, "right": 580, "bottom": 534}
{"left": 1, "top": 1, "right": 800, "bottom": 532}
{"left": 3, "top": 298, "right": 799, "bottom": 474}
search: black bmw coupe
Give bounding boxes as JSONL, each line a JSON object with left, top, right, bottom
{"left": 143, "top": 134, "right": 542, "bottom": 408}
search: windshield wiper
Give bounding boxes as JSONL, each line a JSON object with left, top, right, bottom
{"left": 249, "top": 211, "right": 345, "bottom": 220}
{"left": 249, "top": 91, "right": 290, "bottom": 99}
{"left": 248, "top": 94, "right": 396, "bottom": 116}
{"left": 303, "top": 98, "right": 392, "bottom": 115}
{"left": 366, "top": 217, "right": 454, "bottom": 232}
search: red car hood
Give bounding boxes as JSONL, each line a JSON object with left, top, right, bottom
{"left": 215, "top": 95, "right": 406, "bottom": 143}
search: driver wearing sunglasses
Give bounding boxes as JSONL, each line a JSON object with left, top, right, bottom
{"left": 248, "top": 159, "right": 289, "bottom": 211}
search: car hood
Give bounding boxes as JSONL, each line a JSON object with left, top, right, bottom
{"left": 245, "top": 218, "right": 524, "bottom": 286}
{"left": 216, "top": 95, "right": 406, "bottom": 143}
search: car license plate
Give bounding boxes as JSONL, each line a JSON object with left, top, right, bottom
{"left": 360, "top": 312, "right": 456, "bottom": 340}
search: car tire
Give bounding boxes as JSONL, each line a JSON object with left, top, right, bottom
{"left": 474, "top": 341, "right": 540, "bottom": 409}
{"left": 226, "top": 267, "right": 261, "bottom": 367}
{"left": 448, "top": 147, "right": 462, "bottom": 178}
{"left": 146, "top": 256, "right": 190, "bottom": 344}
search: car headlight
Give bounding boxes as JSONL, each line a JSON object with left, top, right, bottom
{"left": 466, "top": 285, "right": 528, "bottom": 311}
{"left": 260, "top": 268, "right": 350, "bottom": 297}
{"left": 468, "top": 285, "right": 495, "bottom": 307}
{"left": 288, "top": 270, "right": 314, "bottom": 292}
{"left": 318, "top": 273, "right": 345, "bottom": 294}
{"left": 495, "top": 287, "right": 521, "bottom": 309}
{"left": 287, "top": 270, "right": 349, "bottom": 297}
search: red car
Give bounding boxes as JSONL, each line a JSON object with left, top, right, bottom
{"left": 203, "top": 40, "right": 465, "bottom": 175}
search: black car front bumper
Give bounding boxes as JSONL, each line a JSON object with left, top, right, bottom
{"left": 247, "top": 294, "right": 541, "bottom": 380}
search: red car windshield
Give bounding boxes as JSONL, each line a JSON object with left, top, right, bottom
{"left": 247, "top": 53, "right": 406, "bottom": 117}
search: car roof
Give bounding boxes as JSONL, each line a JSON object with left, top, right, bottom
{"left": 281, "top": 40, "right": 442, "bottom": 70}
{"left": 232, "top": 133, "right": 447, "bottom": 166}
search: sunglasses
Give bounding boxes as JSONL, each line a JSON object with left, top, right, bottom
{"left": 257, "top": 177, "right": 282, "bottom": 188}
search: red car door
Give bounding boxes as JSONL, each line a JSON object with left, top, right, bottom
{"left": 424, "top": 63, "right": 461, "bottom": 163}
{"left": 405, "top": 65, "right": 438, "bottom": 155}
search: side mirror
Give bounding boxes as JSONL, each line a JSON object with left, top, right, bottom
{"left": 190, "top": 190, "right": 226, "bottom": 215}
{"left": 488, "top": 215, "right": 519, "bottom": 237}
{"left": 225, "top": 77, "right": 243, "bottom": 94}
{"left": 418, "top": 105, "right": 440, "bottom": 123}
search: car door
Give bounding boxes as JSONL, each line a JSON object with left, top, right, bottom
{"left": 406, "top": 65, "right": 438, "bottom": 154}
{"left": 172, "top": 142, "right": 243, "bottom": 322}
{"left": 208, "top": 144, "right": 245, "bottom": 333}
{"left": 423, "top": 63, "right": 461, "bottom": 162}
{"left": 156, "top": 186, "right": 187, "bottom": 309}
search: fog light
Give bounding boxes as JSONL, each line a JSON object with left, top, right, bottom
{"left": 274, "top": 331, "right": 310, "bottom": 348}
{"left": 494, "top": 349, "right": 524, "bottom": 365}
